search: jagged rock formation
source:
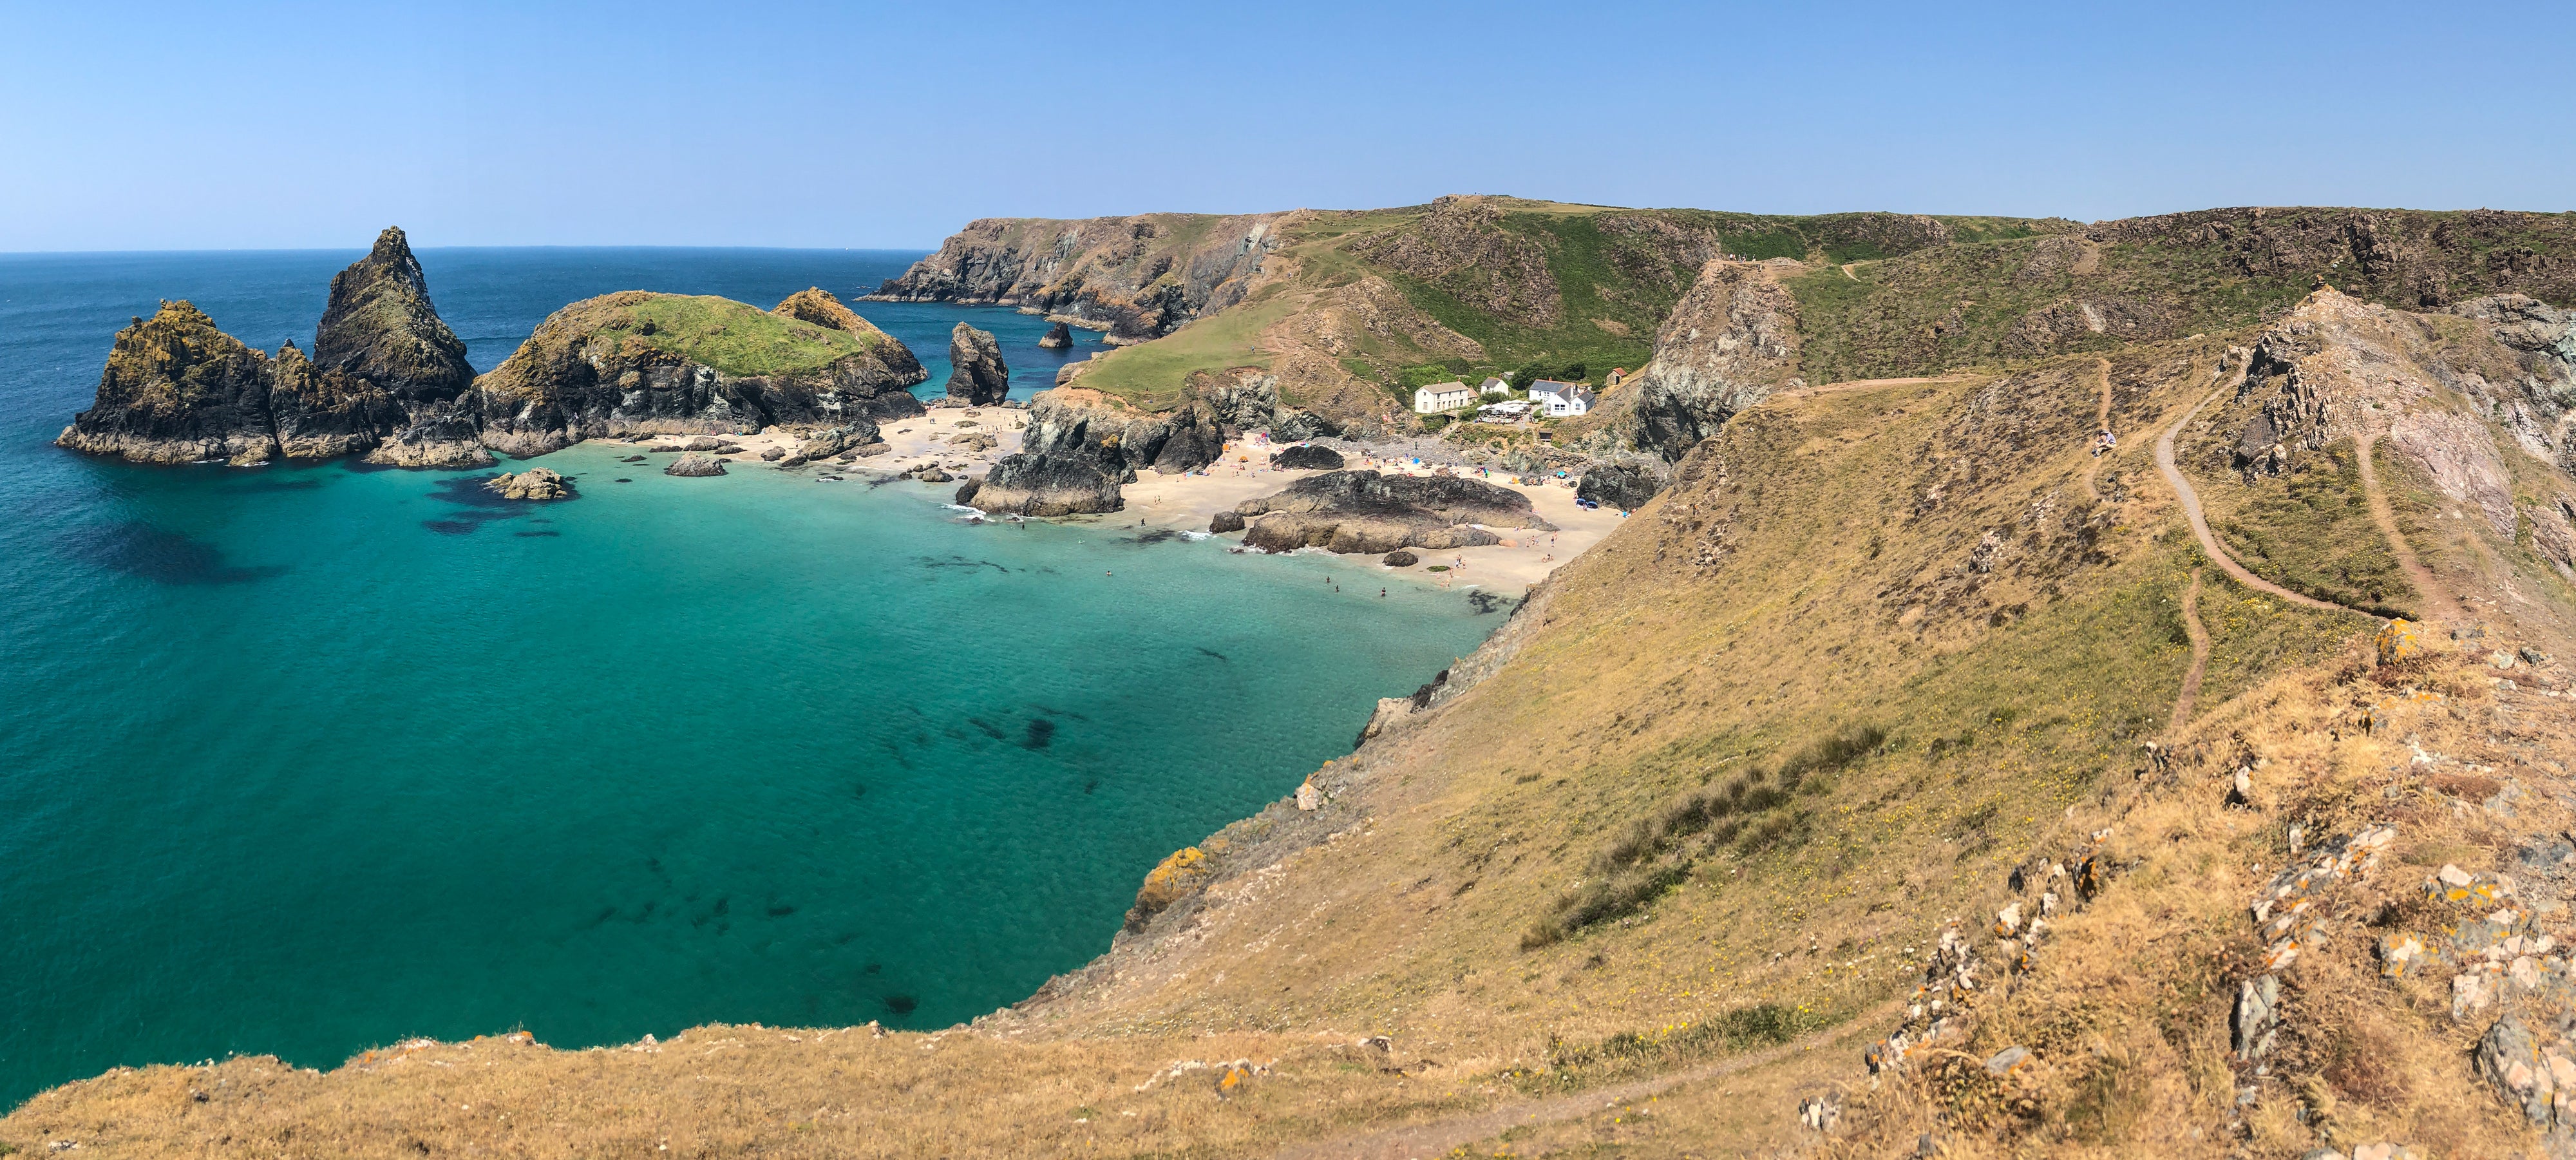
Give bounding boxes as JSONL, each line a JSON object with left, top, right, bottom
{"left": 869, "top": 213, "right": 1296, "bottom": 342}
{"left": 1629, "top": 260, "right": 1803, "bottom": 462}
{"left": 1039, "top": 321, "right": 1072, "bottom": 349}
{"left": 470, "top": 290, "right": 926, "bottom": 456}
{"left": 267, "top": 340, "right": 402, "bottom": 459}
{"left": 2447, "top": 294, "right": 2576, "bottom": 476}
{"left": 955, "top": 388, "right": 1224, "bottom": 515}
{"left": 1233, "top": 470, "right": 1551, "bottom": 553}
{"left": 55, "top": 301, "right": 285, "bottom": 465}
{"left": 319, "top": 228, "right": 476, "bottom": 405}
{"left": 945, "top": 323, "right": 1009, "bottom": 404}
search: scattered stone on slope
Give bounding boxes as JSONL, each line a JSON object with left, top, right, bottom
{"left": 945, "top": 323, "right": 1010, "bottom": 405}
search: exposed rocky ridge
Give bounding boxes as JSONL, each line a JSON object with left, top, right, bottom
{"left": 469, "top": 290, "right": 924, "bottom": 457}
{"left": 1233, "top": 469, "right": 1551, "bottom": 553}
{"left": 869, "top": 212, "right": 1299, "bottom": 341}
{"left": 316, "top": 227, "right": 476, "bottom": 404}
{"left": 1629, "top": 259, "right": 1804, "bottom": 461}
{"left": 944, "top": 323, "right": 1009, "bottom": 404}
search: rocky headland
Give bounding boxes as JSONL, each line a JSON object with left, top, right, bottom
{"left": 1228, "top": 469, "right": 1551, "bottom": 553}
{"left": 866, "top": 212, "right": 1298, "bottom": 343}
{"left": 944, "top": 323, "right": 1009, "bottom": 404}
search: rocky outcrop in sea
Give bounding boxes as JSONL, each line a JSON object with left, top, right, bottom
{"left": 1232, "top": 470, "right": 1552, "bottom": 554}
{"left": 56, "top": 234, "right": 928, "bottom": 471}
{"left": 945, "top": 323, "right": 1009, "bottom": 405}
{"left": 57, "top": 229, "right": 484, "bottom": 467}
{"left": 1039, "top": 321, "right": 1073, "bottom": 349}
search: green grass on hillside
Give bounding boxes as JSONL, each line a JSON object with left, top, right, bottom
{"left": 615, "top": 295, "right": 881, "bottom": 377}
{"left": 1070, "top": 289, "right": 1299, "bottom": 408}
{"left": 2206, "top": 440, "right": 2415, "bottom": 618}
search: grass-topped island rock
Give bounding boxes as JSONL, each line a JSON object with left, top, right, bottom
{"left": 472, "top": 289, "right": 927, "bottom": 456}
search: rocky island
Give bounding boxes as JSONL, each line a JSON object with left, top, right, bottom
{"left": 55, "top": 232, "right": 926, "bottom": 471}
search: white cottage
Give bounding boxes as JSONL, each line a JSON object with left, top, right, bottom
{"left": 1528, "top": 379, "right": 1595, "bottom": 417}
{"left": 1479, "top": 376, "right": 1511, "bottom": 397}
{"left": 1413, "top": 381, "right": 1475, "bottom": 414}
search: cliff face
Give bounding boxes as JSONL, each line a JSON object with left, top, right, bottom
{"left": 944, "top": 323, "right": 1009, "bottom": 404}
{"left": 469, "top": 290, "right": 927, "bottom": 456}
{"left": 869, "top": 213, "right": 1297, "bottom": 341}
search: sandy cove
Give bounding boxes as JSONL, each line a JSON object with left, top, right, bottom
{"left": 616, "top": 419, "right": 1625, "bottom": 593}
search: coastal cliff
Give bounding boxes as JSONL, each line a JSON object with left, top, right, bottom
{"left": 470, "top": 290, "right": 925, "bottom": 455}
{"left": 868, "top": 212, "right": 1298, "bottom": 342}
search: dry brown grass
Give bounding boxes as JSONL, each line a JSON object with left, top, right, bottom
{"left": 12, "top": 304, "right": 2576, "bottom": 1156}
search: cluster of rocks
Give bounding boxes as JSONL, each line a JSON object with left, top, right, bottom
{"left": 954, "top": 388, "right": 1227, "bottom": 515}
{"left": 1217, "top": 470, "right": 1551, "bottom": 555}
{"left": 55, "top": 231, "right": 929, "bottom": 471}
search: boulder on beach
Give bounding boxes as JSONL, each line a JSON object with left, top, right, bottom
{"left": 1382, "top": 549, "right": 1419, "bottom": 567}
{"left": 665, "top": 452, "right": 726, "bottom": 477}
{"left": 760, "top": 447, "right": 784, "bottom": 462}
{"left": 484, "top": 466, "right": 574, "bottom": 500}
{"left": 1271, "top": 444, "right": 1344, "bottom": 470}
{"left": 1233, "top": 470, "right": 1550, "bottom": 555}
{"left": 1209, "top": 511, "right": 1247, "bottom": 534}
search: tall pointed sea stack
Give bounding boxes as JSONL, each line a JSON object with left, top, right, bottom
{"left": 945, "top": 322, "right": 1009, "bottom": 404}
{"left": 323, "top": 227, "right": 490, "bottom": 467}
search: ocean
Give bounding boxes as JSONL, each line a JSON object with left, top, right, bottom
{"left": 0, "top": 247, "right": 1502, "bottom": 1107}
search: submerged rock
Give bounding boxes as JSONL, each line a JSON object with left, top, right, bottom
{"left": 484, "top": 466, "right": 573, "bottom": 500}
{"left": 664, "top": 452, "right": 727, "bottom": 477}
{"left": 945, "top": 323, "right": 1010, "bottom": 405}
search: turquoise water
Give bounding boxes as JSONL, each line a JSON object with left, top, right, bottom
{"left": 0, "top": 249, "right": 1502, "bottom": 1107}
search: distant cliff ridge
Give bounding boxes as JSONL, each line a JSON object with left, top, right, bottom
{"left": 867, "top": 212, "right": 1299, "bottom": 342}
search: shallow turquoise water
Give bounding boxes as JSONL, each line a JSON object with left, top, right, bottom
{"left": 0, "top": 249, "right": 1501, "bottom": 1107}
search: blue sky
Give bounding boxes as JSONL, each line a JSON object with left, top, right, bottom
{"left": 2, "top": 0, "right": 2566, "bottom": 251}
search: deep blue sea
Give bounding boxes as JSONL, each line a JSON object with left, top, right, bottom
{"left": 0, "top": 248, "right": 1501, "bottom": 1107}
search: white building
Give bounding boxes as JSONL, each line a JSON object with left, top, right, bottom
{"left": 1413, "top": 381, "right": 1475, "bottom": 413}
{"left": 1529, "top": 379, "right": 1595, "bottom": 417}
{"left": 1479, "top": 376, "right": 1511, "bottom": 397}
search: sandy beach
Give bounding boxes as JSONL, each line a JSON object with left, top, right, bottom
{"left": 633, "top": 419, "right": 1626, "bottom": 594}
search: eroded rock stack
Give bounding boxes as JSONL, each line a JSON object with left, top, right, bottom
{"left": 1038, "top": 321, "right": 1072, "bottom": 349}
{"left": 945, "top": 323, "right": 1010, "bottom": 405}
{"left": 954, "top": 388, "right": 1225, "bottom": 515}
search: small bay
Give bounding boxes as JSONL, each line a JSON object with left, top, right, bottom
{"left": 0, "top": 249, "right": 1501, "bottom": 1106}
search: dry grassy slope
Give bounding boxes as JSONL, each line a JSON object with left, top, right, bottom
{"left": 17, "top": 296, "right": 2576, "bottom": 1157}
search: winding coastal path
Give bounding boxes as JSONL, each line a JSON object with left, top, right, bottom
{"left": 2355, "top": 432, "right": 2448, "bottom": 623}
{"left": 2172, "top": 568, "right": 2211, "bottom": 727}
{"left": 2080, "top": 357, "right": 2114, "bottom": 501}
{"left": 2153, "top": 380, "right": 2351, "bottom": 616}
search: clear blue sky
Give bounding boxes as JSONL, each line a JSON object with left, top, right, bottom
{"left": 3, "top": 0, "right": 2566, "bottom": 251}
